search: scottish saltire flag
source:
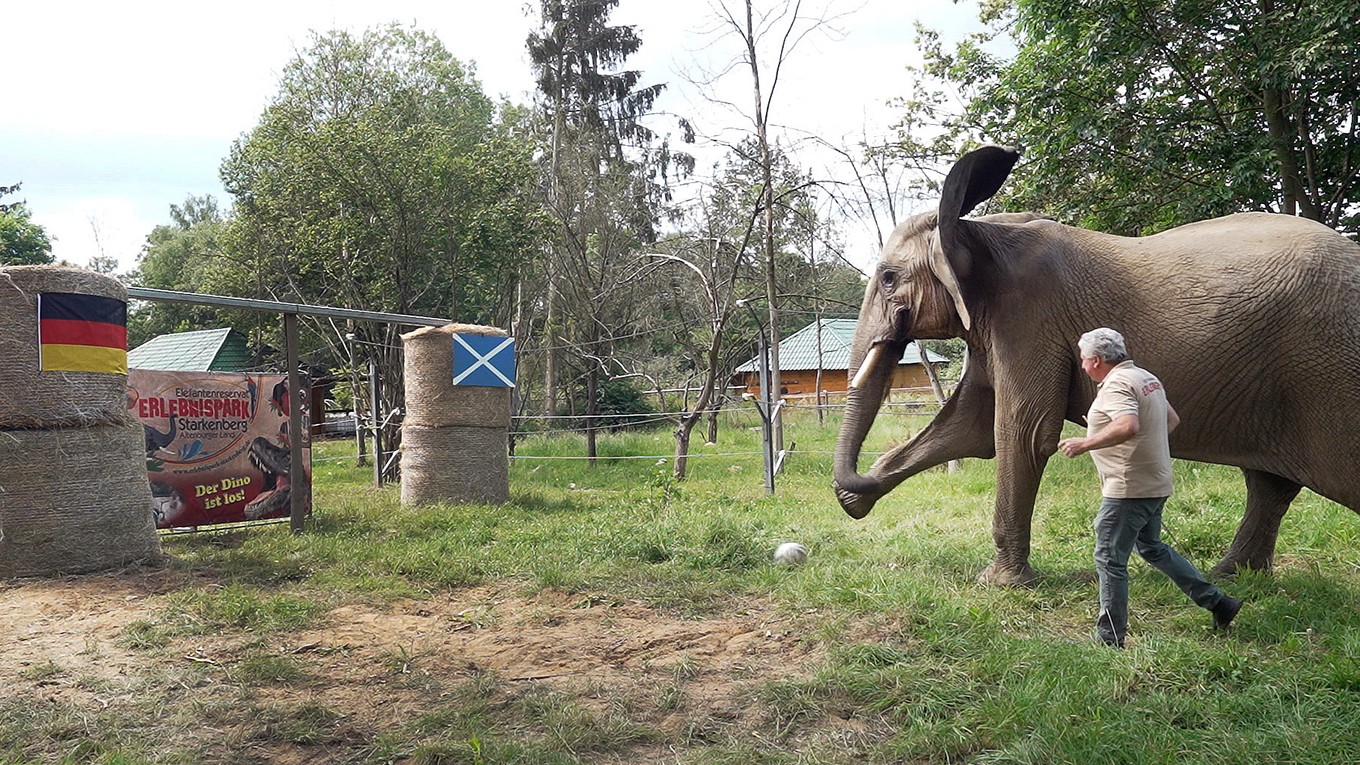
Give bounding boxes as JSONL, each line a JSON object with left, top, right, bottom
{"left": 36, "top": 292, "right": 128, "bottom": 374}
{"left": 452, "top": 333, "right": 515, "bottom": 387}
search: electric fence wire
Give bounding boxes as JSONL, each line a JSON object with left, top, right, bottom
{"left": 310, "top": 448, "right": 889, "bottom": 463}
{"left": 508, "top": 398, "right": 940, "bottom": 419}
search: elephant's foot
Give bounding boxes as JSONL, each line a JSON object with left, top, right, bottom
{"left": 1210, "top": 553, "right": 1271, "bottom": 580}
{"left": 977, "top": 560, "right": 1038, "bottom": 587}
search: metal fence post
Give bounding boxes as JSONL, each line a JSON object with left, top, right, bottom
{"left": 285, "top": 312, "right": 306, "bottom": 534}
{"left": 756, "top": 329, "right": 774, "bottom": 495}
{"left": 370, "top": 360, "right": 383, "bottom": 487}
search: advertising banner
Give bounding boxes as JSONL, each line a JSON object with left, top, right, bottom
{"left": 128, "top": 370, "right": 311, "bottom": 529}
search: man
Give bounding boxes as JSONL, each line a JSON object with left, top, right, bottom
{"left": 1058, "top": 327, "right": 1241, "bottom": 647}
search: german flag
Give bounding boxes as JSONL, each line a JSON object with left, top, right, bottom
{"left": 37, "top": 292, "right": 128, "bottom": 374}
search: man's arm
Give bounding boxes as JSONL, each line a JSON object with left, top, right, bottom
{"left": 1167, "top": 404, "right": 1180, "bottom": 433}
{"left": 1058, "top": 414, "right": 1140, "bottom": 458}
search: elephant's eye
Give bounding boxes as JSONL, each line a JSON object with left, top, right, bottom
{"left": 880, "top": 269, "right": 897, "bottom": 290}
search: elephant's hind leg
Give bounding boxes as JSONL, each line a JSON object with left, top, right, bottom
{"left": 1212, "top": 468, "right": 1302, "bottom": 577}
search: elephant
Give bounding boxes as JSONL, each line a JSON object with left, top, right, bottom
{"left": 833, "top": 145, "right": 1360, "bottom": 586}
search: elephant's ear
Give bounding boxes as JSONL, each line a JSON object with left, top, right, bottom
{"left": 940, "top": 146, "right": 1021, "bottom": 223}
{"left": 931, "top": 146, "right": 1022, "bottom": 331}
{"left": 928, "top": 240, "right": 973, "bottom": 330}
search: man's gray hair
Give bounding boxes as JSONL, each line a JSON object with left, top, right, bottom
{"left": 1078, "top": 327, "right": 1128, "bottom": 364}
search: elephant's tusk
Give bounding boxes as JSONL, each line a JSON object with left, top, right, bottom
{"left": 850, "top": 345, "right": 880, "bottom": 389}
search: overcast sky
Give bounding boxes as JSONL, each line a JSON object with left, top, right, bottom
{"left": 5, "top": 0, "right": 983, "bottom": 274}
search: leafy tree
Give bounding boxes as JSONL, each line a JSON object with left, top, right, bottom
{"left": 702, "top": 139, "right": 863, "bottom": 334}
{"left": 126, "top": 196, "right": 239, "bottom": 348}
{"left": 223, "top": 26, "right": 538, "bottom": 321}
{"left": 907, "top": 0, "right": 1360, "bottom": 236}
{"left": 553, "top": 376, "right": 657, "bottom": 432}
{"left": 0, "top": 183, "right": 53, "bottom": 266}
{"left": 220, "top": 25, "right": 542, "bottom": 462}
{"left": 85, "top": 254, "right": 119, "bottom": 274}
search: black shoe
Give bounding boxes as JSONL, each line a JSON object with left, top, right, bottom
{"left": 1096, "top": 632, "right": 1125, "bottom": 648}
{"left": 1212, "top": 595, "right": 1242, "bottom": 630}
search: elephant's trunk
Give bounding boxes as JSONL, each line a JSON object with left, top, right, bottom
{"left": 834, "top": 344, "right": 895, "bottom": 518}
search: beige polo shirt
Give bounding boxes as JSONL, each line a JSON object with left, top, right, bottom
{"left": 1087, "top": 360, "right": 1174, "bottom": 498}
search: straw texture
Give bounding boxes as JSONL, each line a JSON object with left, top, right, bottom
{"left": 400, "top": 424, "right": 509, "bottom": 506}
{"left": 0, "top": 422, "right": 162, "bottom": 577}
{"left": 401, "top": 323, "right": 511, "bottom": 429}
{"left": 0, "top": 266, "right": 132, "bottom": 429}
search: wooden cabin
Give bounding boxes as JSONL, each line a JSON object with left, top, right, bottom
{"left": 732, "top": 318, "right": 949, "bottom": 398}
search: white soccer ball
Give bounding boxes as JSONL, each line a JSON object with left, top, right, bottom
{"left": 773, "top": 542, "right": 808, "bottom": 567}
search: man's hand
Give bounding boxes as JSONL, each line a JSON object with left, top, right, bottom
{"left": 1058, "top": 437, "right": 1089, "bottom": 458}
{"left": 1058, "top": 414, "right": 1140, "bottom": 459}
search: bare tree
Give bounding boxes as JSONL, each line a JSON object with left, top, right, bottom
{"left": 85, "top": 217, "right": 119, "bottom": 274}
{"left": 638, "top": 169, "right": 766, "bottom": 479}
{"left": 695, "top": 0, "right": 850, "bottom": 454}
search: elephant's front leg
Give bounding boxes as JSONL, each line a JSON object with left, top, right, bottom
{"left": 978, "top": 411, "right": 1064, "bottom": 587}
{"left": 836, "top": 372, "right": 997, "bottom": 518}
{"left": 869, "top": 377, "right": 997, "bottom": 493}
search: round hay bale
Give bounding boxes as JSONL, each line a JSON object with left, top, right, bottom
{"left": 401, "top": 323, "right": 511, "bottom": 429}
{"left": 400, "top": 424, "right": 509, "bottom": 506}
{"left": 0, "top": 421, "right": 162, "bottom": 578}
{"left": 0, "top": 265, "right": 132, "bottom": 429}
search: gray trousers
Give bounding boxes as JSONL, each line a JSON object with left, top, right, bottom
{"left": 1094, "top": 496, "right": 1226, "bottom": 644}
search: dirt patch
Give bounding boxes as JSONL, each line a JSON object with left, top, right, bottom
{"left": 297, "top": 587, "right": 820, "bottom": 681}
{"left": 0, "top": 567, "right": 197, "bottom": 703}
{"left": 0, "top": 568, "right": 863, "bottom": 761}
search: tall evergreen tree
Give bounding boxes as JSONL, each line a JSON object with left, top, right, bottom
{"left": 527, "top": 0, "right": 678, "bottom": 458}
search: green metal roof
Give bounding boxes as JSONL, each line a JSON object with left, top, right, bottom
{"left": 128, "top": 328, "right": 253, "bottom": 372}
{"left": 735, "top": 318, "right": 948, "bottom": 373}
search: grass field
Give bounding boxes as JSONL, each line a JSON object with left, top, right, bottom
{"left": 4, "top": 404, "right": 1360, "bottom": 763}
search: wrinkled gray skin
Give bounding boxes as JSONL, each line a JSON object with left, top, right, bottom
{"left": 834, "top": 145, "right": 1360, "bottom": 586}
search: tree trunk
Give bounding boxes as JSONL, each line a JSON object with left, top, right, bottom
{"left": 673, "top": 326, "right": 725, "bottom": 480}
{"left": 542, "top": 40, "right": 567, "bottom": 422}
{"left": 1262, "top": 86, "right": 1320, "bottom": 221}
{"left": 813, "top": 229, "right": 825, "bottom": 426}
{"left": 544, "top": 271, "right": 559, "bottom": 420}
{"left": 673, "top": 417, "right": 696, "bottom": 480}
{"left": 745, "top": 0, "right": 783, "bottom": 454}
{"left": 379, "top": 329, "right": 405, "bottom": 483}
{"left": 350, "top": 353, "right": 369, "bottom": 467}
{"left": 917, "top": 340, "right": 959, "bottom": 473}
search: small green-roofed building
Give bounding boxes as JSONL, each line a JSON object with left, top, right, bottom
{"left": 128, "top": 328, "right": 253, "bottom": 372}
{"left": 733, "top": 318, "right": 949, "bottom": 397}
